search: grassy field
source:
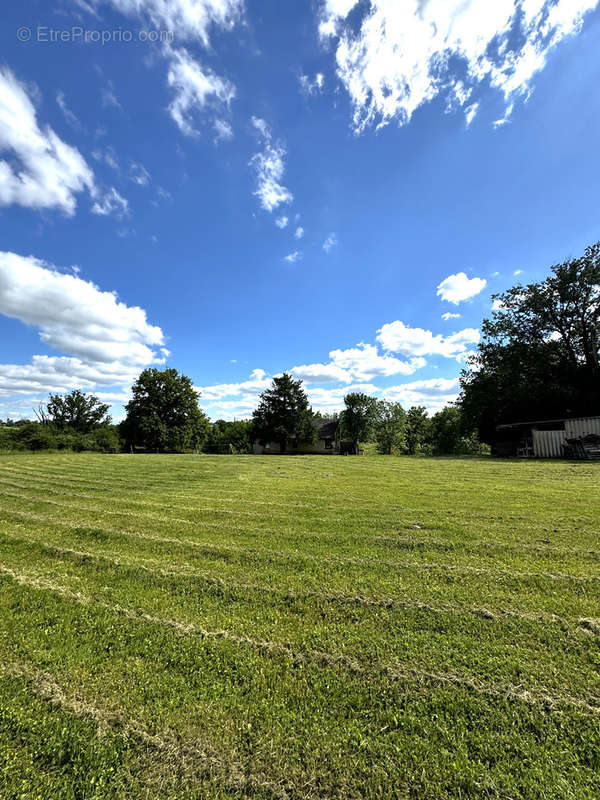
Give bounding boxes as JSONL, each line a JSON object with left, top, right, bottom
{"left": 0, "top": 453, "right": 599, "bottom": 799}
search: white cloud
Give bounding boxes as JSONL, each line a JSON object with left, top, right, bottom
{"left": 493, "top": 101, "right": 515, "bottom": 128}
{"left": 92, "top": 147, "right": 119, "bottom": 171}
{"left": 290, "top": 363, "right": 351, "bottom": 384}
{"left": 299, "top": 72, "right": 326, "bottom": 95}
{"left": 92, "top": 0, "right": 244, "bottom": 45}
{"left": 197, "top": 316, "right": 479, "bottom": 420}
{"left": 0, "top": 251, "right": 164, "bottom": 364}
{"left": 56, "top": 91, "right": 82, "bottom": 130}
{"left": 213, "top": 118, "right": 234, "bottom": 142}
{"left": 323, "top": 232, "right": 338, "bottom": 252}
{"left": 129, "top": 161, "right": 151, "bottom": 185}
{"left": 307, "top": 383, "right": 380, "bottom": 414}
{"left": 383, "top": 377, "right": 461, "bottom": 414}
{"left": 292, "top": 344, "right": 426, "bottom": 384}
{"left": 294, "top": 226, "right": 305, "bottom": 239}
{"left": 275, "top": 215, "right": 289, "bottom": 229}
{"left": 0, "top": 251, "right": 167, "bottom": 411}
{"left": 198, "top": 372, "right": 382, "bottom": 420}
{"left": 0, "top": 356, "right": 142, "bottom": 397}
{"left": 166, "top": 47, "right": 235, "bottom": 136}
{"left": 319, "top": 0, "right": 599, "bottom": 132}
{"left": 514, "top": 269, "right": 523, "bottom": 276}
{"left": 437, "top": 272, "right": 487, "bottom": 304}
{"left": 0, "top": 68, "right": 95, "bottom": 215}
{"left": 284, "top": 250, "right": 302, "bottom": 263}
{"left": 91, "top": 187, "right": 129, "bottom": 218}
{"left": 377, "top": 320, "right": 480, "bottom": 360}
{"left": 442, "top": 312, "right": 462, "bottom": 321}
{"left": 83, "top": 2, "right": 243, "bottom": 134}
{"left": 328, "top": 343, "right": 425, "bottom": 381}
{"left": 101, "top": 83, "right": 121, "bottom": 109}
{"left": 250, "top": 117, "right": 293, "bottom": 212}
{"left": 197, "top": 368, "right": 272, "bottom": 405}
{"left": 465, "top": 102, "right": 479, "bottom": 126}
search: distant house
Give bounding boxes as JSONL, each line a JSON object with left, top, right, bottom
{"left": 253, "top": 417, "right": 353, "bottom": 455}
{"left": 494, "top": 416, "right": 600, "bottom": 459}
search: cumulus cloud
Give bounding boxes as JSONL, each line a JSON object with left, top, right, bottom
{"left": 275, "top": 215, "right": 289, "bottom": 229}
{"left": 0, "top": 356, "right": 141, "bottom": 398}
{"left": 437, "top": 272, "right": 487, "bottom": 304}
{"left": 166, "top": 47, "right": 235, "bottom": 136}
{"left": 198, "top": 318, "right": 479, "bottom": 419}
{"left": 197, "top": 368, "right": 272, "bottom": 408}
{"left": 319, "top": 0, "right": 599, "bottom": 132}
{"left": 290, "top": 363, "right": 352, "bottom": 384}
{"left": 0, "top": 251, "right": 165, "bottom": 365}
{"left": 323, "top": 232, "right": 338, "bottom": 252}
{"left": 0, "top": 252, "right": 167, "bottom": 411}
{"left": 250, "top": 117, "right": 293, "bottom": 212}
{"left": 442, "top": 312, "right": 462, "bottom": 321}
{"left": 383, "top": 377, "right": 461, "bottom": 414}
{"left": 0, "top": 68, "right": 95, "bottom": 215}
{"left": 377, "top": 320, "right": 480, "bottom": 360}
{"left": 292, "top": 343, "right": 426, "bottom": 384}
{"left": 284, "top": 250, "right": 302, "bottom": 263}
{"left": 294, "top": 226, "right": 305, "bottom": 239}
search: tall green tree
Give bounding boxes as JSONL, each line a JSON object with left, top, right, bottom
{"left": 204, "top": 420, "right": 254, "bottom": 454}
{"left": 460, "top": 242, "right": 600, "bottom": 442}
{"left": 374, "top": 400, "right": 406, "bottom": 455}
{"left": 45, "top": 390, "right": 111, "bottom": 433}
{"left": 252, "top": 374, "right": 314, "bottom": 454}
{"left": 428, "top": 406, "right": 483, "bottom": 455}
{"left": 341, "top": 393, "right": 378, "bottom": 455}
{"left": 405, "top": 406, "right": 431, "bottom": 455}
{"left": 122, "top": 368, "right": 209, "bottom": 453}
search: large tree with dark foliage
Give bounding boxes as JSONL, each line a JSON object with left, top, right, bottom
{"left": 341, "top": 393, "right": 378, "bottom": 455}
{"left": 373, "top": 400, "right": 406, "bottom": 455}
{"left": 252, "top": 374, "right": 314, "bottom": 454}
{"left": 404, "top": 406, "right": 431, "bottom": 455}
{"left": 460, "top": 242, "right": 600, "bottom": 443}
{"left": 122, "top": 368, "right": 209, "bottom": 452}
{"left": 45, "top": 390, "right": 111, "bottom": 432}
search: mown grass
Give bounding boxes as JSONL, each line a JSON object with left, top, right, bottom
{"left": 0, "top": 453, "right": 599, "bottom": 799}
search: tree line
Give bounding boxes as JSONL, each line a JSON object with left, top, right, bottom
{"left": 2, "top": 241, "right": 598, "bottom": 455}
{"left": 0, "top": 370, "right": 482, "bottom": 457}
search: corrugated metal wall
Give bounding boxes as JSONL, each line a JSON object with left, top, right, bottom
{"left": 531, "top": 418, "right": 600, "bottom": 458}
{"left": 565, "top": 417, "right": 600, "bottom": 439}
{"left": 532, "top": 429, "right": 565, "bottom": 458}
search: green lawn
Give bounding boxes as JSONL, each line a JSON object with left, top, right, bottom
{"left": 0, "top": 453, "right": 599, "bottom": 799}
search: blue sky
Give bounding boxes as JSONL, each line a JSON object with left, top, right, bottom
{"left": 1, "top": 0, "right": 600, "bottom": 421}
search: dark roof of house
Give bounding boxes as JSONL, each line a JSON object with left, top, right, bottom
{"left": 313, "top": 418, "right": 339, "bottom": 439}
